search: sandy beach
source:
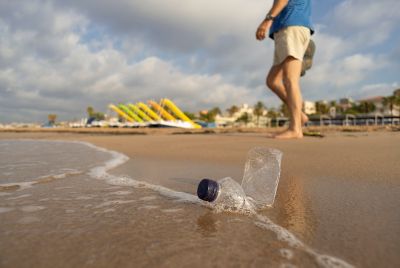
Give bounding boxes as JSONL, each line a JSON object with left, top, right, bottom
{"left": 1, "top": 129, "right": 399, "bottom": 268}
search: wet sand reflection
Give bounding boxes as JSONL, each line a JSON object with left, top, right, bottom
{"left": 272, "top": 175, "right": 316, "bottom": 242}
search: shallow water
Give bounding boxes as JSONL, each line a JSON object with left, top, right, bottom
{"left": 0, "top": 140, "right": 354, "bottom": 267}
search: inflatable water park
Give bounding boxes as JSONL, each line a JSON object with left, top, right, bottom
{"left": 88, "top": 98, "right": 202, "bottom": 129}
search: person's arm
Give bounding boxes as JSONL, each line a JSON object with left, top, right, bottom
{"left": 256, "top": 0, "right": 289, "bottom": 41}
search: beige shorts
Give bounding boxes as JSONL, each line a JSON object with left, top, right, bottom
{"left": 273, "top": 26, "right": 311, "bottom": 66}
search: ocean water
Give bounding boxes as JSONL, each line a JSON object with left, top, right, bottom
{"left": 0, "top": 140, "right": 111, "bottom": 186}
{"left": 0, "top": 140, "right": 354, "bottom": 268}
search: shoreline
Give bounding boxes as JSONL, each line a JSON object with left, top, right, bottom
{"left": 0, "top": 125, "right": 399, "bottom": 136}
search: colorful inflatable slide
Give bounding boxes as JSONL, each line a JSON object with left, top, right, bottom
{"left": 108, "top": 99, "right": 201, "bottom": 129}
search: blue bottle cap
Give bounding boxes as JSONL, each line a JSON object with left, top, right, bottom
{"left": 197, "top": 178, "right": 219, "bottom": 202}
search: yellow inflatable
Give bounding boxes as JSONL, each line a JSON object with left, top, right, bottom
{"left": 161, "top": 99, "right": 201, "bottom": 129}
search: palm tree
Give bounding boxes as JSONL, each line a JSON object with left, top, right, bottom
{"left": 236, "top": 112, "right": 251, "bottom": 126}
{"left": 267, "top": 108, "right": 279, "bottom": 119}
{"left": 95, "top": 112, "right": 105, "bottom": 120}
{"left": 383, "top": 96, "right": 396, "bottom": 116}
{"left": 183, "top": 111, "right": 196, "bottom": 120}
{"left": 253, "top": 101, "right": 265, "bottom": 126}
{"left": 48, "top": 114, "right": 57, "bottom": 125}
{"left": 87, "top": 106, "right": 95, "bottom": 117}
{"left": 395, "top": 95, "right": 400, "bottom": 109}
{"left": 209, "top": 107, "right": 221, "bottom": 116}
{"left": 280, "top": 103, "right": 290, "bottom": 117}
{"left": 226, "top": 105, "right": 239, "bottom": 117}
{"left": 357, "top": 102, "right": 376, "bottom": 114}
{"left": 200, "top": 107, "right": 221, "bottom": 122}
{"left": 315, "top": 101, "right": 329, "bottom": 115}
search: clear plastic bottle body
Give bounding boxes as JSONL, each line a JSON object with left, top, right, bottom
{"left": 241, "top": 147, "right": 283, "bottom": 208}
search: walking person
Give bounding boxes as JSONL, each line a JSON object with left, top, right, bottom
{"left": 256, "top": 0, "right": 314, "bottom": 139}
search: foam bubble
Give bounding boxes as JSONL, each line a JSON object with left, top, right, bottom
{"left": 20, "top": 205, "right": 45, "bottom": 212}
{"left": 75, "top": 195, "right": 95, "bottom": 200}
{"left": 254, "top": 219, "right": 304, "bottom": 248}
{"left": 0, "top": 181, "right": 35, "bottom": 191}
{"left": 109, "top": 191, "right": 132, "bottom": 196}
{"left": 95, "top": 200, "right": 135, "bottom": 208}
{"left": 0, "top": 207, "right": 14, "bottom": 213}
{"left": 139, "top": 196, "right": 157, "bottom": 201}
{"left": 55, "top": 186, "right": 74, "bottom": 190}
{"left": 7, "top": 194, "right": 32, "bottom": 200}
{"left": 18, "top": 216, "right": 40, "bottom": 224}
{"left": 0, "top": 170, "right": 82, "bottom": 192}
{"left": 139, "top": 205, "right": 159, "bottom": 210}
{"left": 103, "top": 208, "right": 115, "bottom": 213}
{"left": 315, "top": 254, "right": 355, "bottom": 268}
{"left": 161, "top": 208, "right": 183, "bottom": 213}
{"left": 280, "top": 249, "right": 294, "bottom": 260}
{"left": 280, "top": 263, "right": 297, "bottom": 268}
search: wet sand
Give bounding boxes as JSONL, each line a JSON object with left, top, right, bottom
{"left": 1, "top": 131, "right": 399, "bottom": 267}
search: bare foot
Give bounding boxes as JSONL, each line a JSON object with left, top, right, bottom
{"left": 274, "top": 129, "right": 303, "bottom": 139}
{"left": 266, "top": 114, "right": 308, "bottom": 138}
{"left": 265, "top": 132, "right": 277, "bottom": 138}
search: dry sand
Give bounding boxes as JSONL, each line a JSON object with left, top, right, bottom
{"left": 0, "top": 130, "right": 399, "bottom": 267}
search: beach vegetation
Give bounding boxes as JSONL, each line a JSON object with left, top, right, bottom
{"left": 183, "top": 111, "right": 196, "bottom": 120}
{"left": 253, "top": 101, "right": 266, "bottom": 125}
{"left": 267, "top": 108, "right": 279, "bottom": 119}
{"left": 47, "top": 114, "right": 57, "bottom": 126}
{"left": 357, "top": 101, "right": 376, "bottom": 114}
{"left": 87, "top": 106, "right": 105, "bottom": 121}
{"left": 227, "top": 105, "right": 240, "bottom": 116}
{"left": 199, "top": 107, "right": 221, "bottom": 122}
{"left": 236, "top": 112, "right": 251, "bottom": 126}
{"left": 280, "top": 104, "right": 290, "bottom": 117}
{"left": 383, "top": 95, "right": 399, "bottom": 116}
{"left": 315, "top": 101, "right": 329, "bottom": 115}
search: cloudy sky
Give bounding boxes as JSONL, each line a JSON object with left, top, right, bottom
{"left": 0, "top": 0, "right": 399, "bottom": 123}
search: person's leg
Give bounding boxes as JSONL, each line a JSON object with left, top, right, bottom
{"left": 266, "top": 65, "right": 286, "bottom": 102}
{"left": 274, "top": 56, "right": 304, "bottom": 139}
{"left": 266, "top": 65, "right": 309, "bottom": 124}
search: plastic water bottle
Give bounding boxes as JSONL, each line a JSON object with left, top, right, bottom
{"left": 197, "top": 147, "right": 282, "bottom": 211}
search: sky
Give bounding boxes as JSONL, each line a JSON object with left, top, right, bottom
{"left": 0, "top": 0, "right": 399, "bottom": 123}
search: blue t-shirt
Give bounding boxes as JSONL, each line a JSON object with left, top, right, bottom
{"left": 269, "top": 0, "right": 314, "bottom": 39}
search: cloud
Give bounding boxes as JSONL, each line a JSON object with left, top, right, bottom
{"left": 355, "top": 82, "right": 399, "bottom": 99}
{"left": 324, "top": 0, "right": 400, "bottom": 47}
{"left": 55, "top": 0, "right": 269, "bottom": 51}
{"left": 0, "top": 4, "right": 258, "bottom": 123}
{"left": 0, "top": 0, "right": 274, "bottom": 123}
{"left": 301, "top": 52, "right": 390, "bottom": 102}
{"left": 0, "top": 0, "right": 399, "bottom": 123}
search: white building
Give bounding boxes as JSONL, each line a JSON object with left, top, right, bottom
{"left": 215, "top": 103, "right": 270, "bottom": 127}
{"left": 302, "top": 101, "right": 316, "bottom": 115}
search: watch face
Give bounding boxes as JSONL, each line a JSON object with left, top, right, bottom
{"left": 266, "top": 14, "right": 274, "bottom": 20}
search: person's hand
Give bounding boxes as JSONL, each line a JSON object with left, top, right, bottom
{"left": 256, "top": 20, "right": 272, "bottom": 41}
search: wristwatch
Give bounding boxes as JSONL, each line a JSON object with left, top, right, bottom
{"left": 265, "top": 14, "right": 275, "bottom": 21}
